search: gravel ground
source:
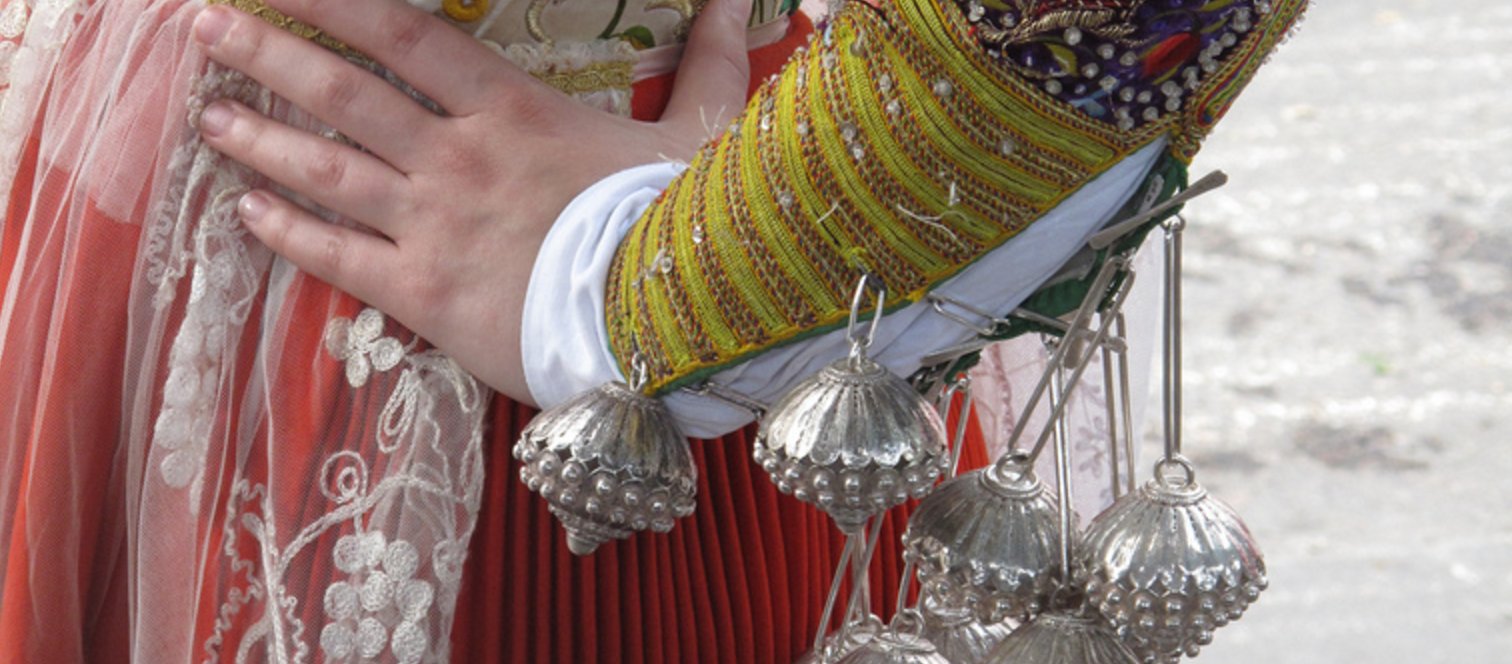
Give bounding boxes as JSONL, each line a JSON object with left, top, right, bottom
{"left": 1175, "top": 1, "right": 1512, "bottom": 662}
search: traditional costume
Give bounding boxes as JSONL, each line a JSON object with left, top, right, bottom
{"left": 0, "top": 0, "right": 1303, "bottom": 661}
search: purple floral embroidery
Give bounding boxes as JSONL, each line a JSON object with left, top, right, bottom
{"left": 960, "top": 0, "right": 1275, "bottom": 130}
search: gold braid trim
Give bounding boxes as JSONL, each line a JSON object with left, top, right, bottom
{"left": 208, "top": 0, "right": 362, "bottom": 59}
{"left": 514, "top": 58, "right": 634, "bottom": 97}
{"left": 605, "top": 0, "right": 1307, "bottom": 395}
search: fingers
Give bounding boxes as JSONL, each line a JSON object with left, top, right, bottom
{"left": 237, "top": 189, "right": 402, "bottom": 303}
{"left": 199, "top": 100, "right": 412, "bottom": 235}
{"left": 659, "top": 0, "right": 754, "bottom": 151}
{"left": 259, "top": 0, "right": 541, "bottom": 116}
{"left": 193, "top": 5, "right": 439, "bottom": 168}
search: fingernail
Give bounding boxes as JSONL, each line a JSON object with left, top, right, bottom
{"left": 200, "top": 102, "right": 233, "bottom": 137}
{"left": 194, "top": 6, "right": 232, "bottom": 47}
{"left": 239, "top": 192, "right": 269, "bottom": 224}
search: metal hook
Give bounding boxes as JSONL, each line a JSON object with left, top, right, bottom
{"left": 999, "top": 255, "right": 1134, "bottom": 463}
{"left": 682, "top": 381, "right": 769, "bottom": 419}
{"left": 1087, "top": 170, "right": 1226, "bottom": 250}
{"left": 927, "top": 293, "right": 1000, "bottom": 336}
{"left": 628, "top": 353, "right": 651, "bottom": 393}
{"left": 845, "top": 274, "right": 887, "bottom": 361}
{"left": 1162, "top": 215, "right": 1185, "bottom": 462}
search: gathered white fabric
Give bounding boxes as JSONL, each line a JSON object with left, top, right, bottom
{"left": 521, "top": 140, "right": 1166, "bottom": 438}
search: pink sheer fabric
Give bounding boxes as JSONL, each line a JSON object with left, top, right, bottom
{"left": 970, "top": 239, "right": 1164, "bottom": 526}
{"left": 1, "top": 1, "right": 488, "bottom": 660}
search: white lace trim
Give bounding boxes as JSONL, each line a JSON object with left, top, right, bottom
{"left": 137, "top": 63, "right": 488, "bottom": 663}
{"left": 0, "top": 0, "right": 89, "bottom": 222}
{"left": 151, "top": 67, "right": 271, "bottom": 498}
{"left": 0, "top": 2, "right": 27, "bottom": 40}
{"left": 319, "top": 533, "right": 435, "bottom": 663}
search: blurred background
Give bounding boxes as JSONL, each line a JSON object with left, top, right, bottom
{"left": 1179, "top": 0, "right": 1512, "bottom": 661}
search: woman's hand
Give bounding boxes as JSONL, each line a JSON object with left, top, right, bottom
{"left": 192, "top": 0, "right": 753, "bottom": 404}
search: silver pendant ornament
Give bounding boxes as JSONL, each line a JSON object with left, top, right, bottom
{"left": 901, "top": 455, "right": 1063, "bottom": 623}
{"left": 915, "top": 591, "right": 1014, "bottom": 664}
{"left": 754, "top": 277, "right": 950, "bottom": 534}
{"left": 514, "top": 357, "right": 697, "bottom": 555}
{"left": 902, "top": 251, "right": 1143, "bottom": 627}
{"left": 1079, "top": 458, "right": 1266, "bottom": 663}
{"left": 834, "top": 625, "right": 951, "bottom": 664}
{"left": 795, "top": 615, "right": 884, "bottom": 664}
{"left": 982, "top": 612, "right": 1140, "bottom": 664}
{"left": 1078, "top": 216, "right": 1266, "bottom": 663}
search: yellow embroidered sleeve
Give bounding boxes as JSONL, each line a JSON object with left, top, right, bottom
{"left": 605, "top": 0, "right": 1306, "bottom": 395}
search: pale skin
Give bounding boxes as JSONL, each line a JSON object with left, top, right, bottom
{"left": 192, "top": 0, "right": 755, "bottom": 404}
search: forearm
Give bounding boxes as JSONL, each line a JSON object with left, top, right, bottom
{"left": 604, "top": 0, "right": 1306, "bottom": 399}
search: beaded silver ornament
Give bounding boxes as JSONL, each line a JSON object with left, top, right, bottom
{"left": 1078, "top": 214, "right": 1266, "bottom": 663}
{"left": 514, "top": 361, "right": 697, "bottom": 555}
{"left": 834, "top": 629, "right": 951, "bottom": 664}
{"left": 982, "top": 612, "right": 1141, "bottom": 664}
{"left": 754, "top": 277, "right": 949, "bottom": 534}
{"left": 901, "top": 456, "right": 1063, "bottom": 623}
{"left": 915, "top": 592, "right": 1014, "bottom": 664}
{"left": 795, "top": 616, "right": 883, "bottom": 664}
{"left": 1079, "top": 458, "right": 1267, "bottom": 664}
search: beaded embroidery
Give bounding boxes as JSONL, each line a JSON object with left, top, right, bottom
{"left": 605, "top": 0, "right": 1306, "bottom": 394}
{"left": 965, "top": 0, "right": 1282, "bottom": 136}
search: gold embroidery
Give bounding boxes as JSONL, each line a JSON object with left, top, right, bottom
{"left": 532, "top": 60, "right": 636, "bottom": 95}
{"left": 645, "top": 0, "right": 710, "bottom": 41}
{"left": 206, "top": 0, "right": 365, "bottom": 60}
{"left": 525, "top": 0, "right": 555, "bottom": 45}
{"left": 605, "top": 0, "right": 1308, "bottom": 394}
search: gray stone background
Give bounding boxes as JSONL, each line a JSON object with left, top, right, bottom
{"left": 1177, "top": 0, "right": 1512, "bottom": 661}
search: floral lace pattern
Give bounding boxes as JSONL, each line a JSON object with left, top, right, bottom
{"left": 0, "top": 2, "right": 28, "bottom": 84}
{"left": 327, "top": 308, "right": 410, "bottom": 388}
{"left": 202, "top": 338, "right": 485, "bottom": 663}
{"left": 320, "top": 533, "right": 436, "bottom": 663}
{"left": 131, "top": 60, "right": 488, "bottom": 663}
{"left": 0, "top": 0, "right": 89, "bottom": 219}
{"left": 151, "top": 66, "right": 272, "bottom": 496}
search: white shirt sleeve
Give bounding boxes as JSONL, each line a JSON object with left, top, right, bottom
{"left": 521, "top": 140, "right": 1167, "bottom": 439}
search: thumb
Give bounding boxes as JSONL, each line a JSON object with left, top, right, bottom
{"left": 658, "top": 0, "right": 755, "bottom": 150}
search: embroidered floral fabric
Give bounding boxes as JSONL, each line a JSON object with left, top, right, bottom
{"left": 0, "top": 2, "right": 485, "bottom": 660}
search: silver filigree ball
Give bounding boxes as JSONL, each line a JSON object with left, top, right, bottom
{"left": 796, "top": 617, "right": 883, "bottom": 664}
{"left": 916, "top": 592, "right": 1015, "bottom": 664}
{"left": 835, "top": 630, "right": 950, "bottom": 664}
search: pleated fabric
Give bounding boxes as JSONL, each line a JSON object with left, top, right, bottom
{"left": 451, "top": 399, "right": 989, "bottom": 664}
